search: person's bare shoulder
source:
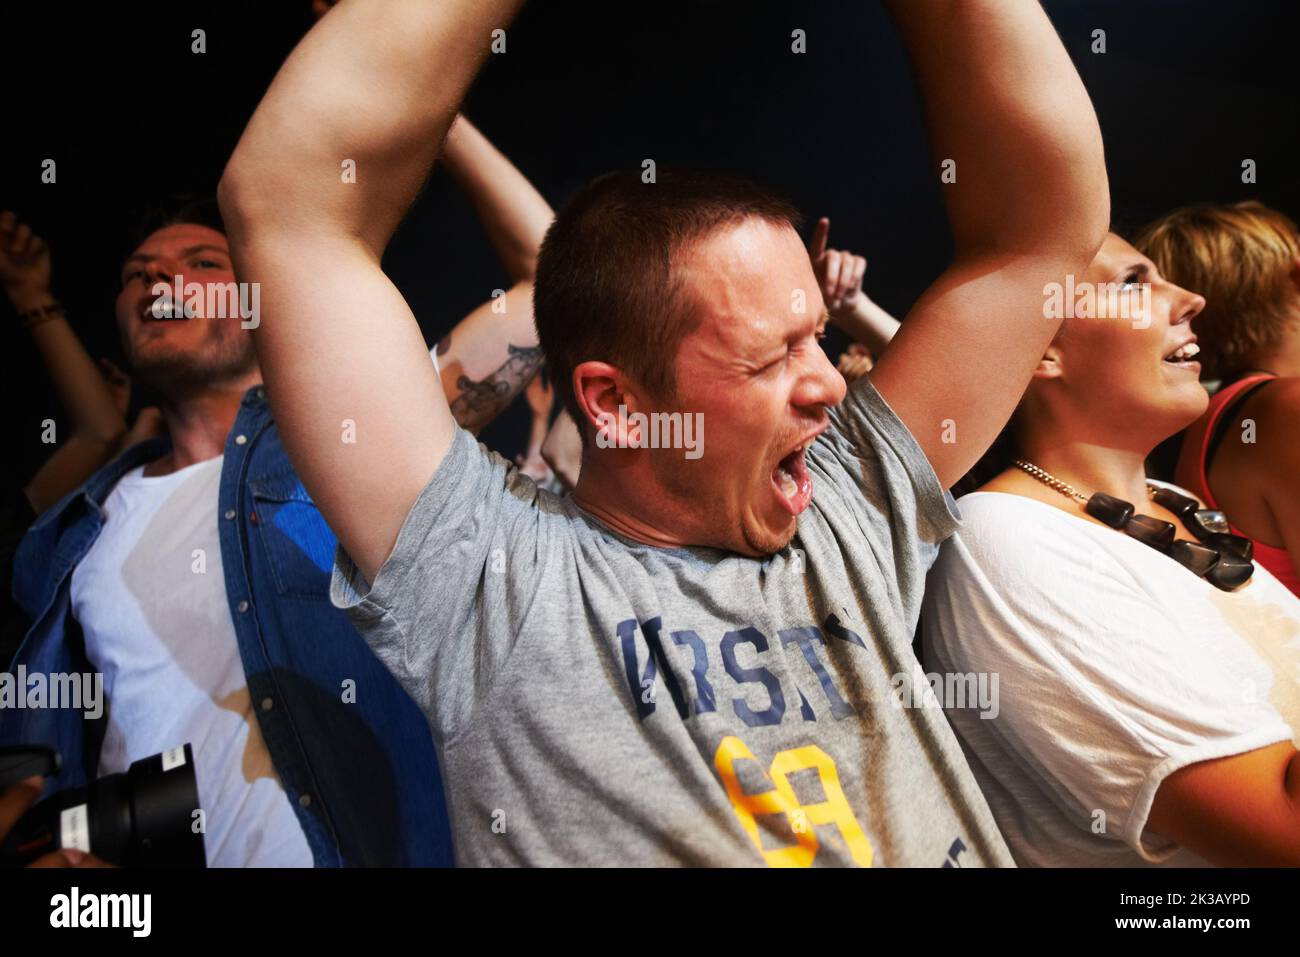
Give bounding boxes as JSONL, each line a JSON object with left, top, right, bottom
{"left": 1246, "top": 376, "right": 1300, "bottom": 429}
{"left": 1223, "top": 376, "right": 1300, "bottom": 493}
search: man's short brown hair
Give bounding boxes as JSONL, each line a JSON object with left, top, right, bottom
{"left": 1134, "top": 201, "right": 1300, "bottom": 380}
{"left": 534, "top": 168, "right": 800, "bottom": 431}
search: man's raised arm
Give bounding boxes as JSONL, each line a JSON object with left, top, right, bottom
{"left": 217, "top": 0, "right": 524, "bottom": 583}
{"left": 442, "top": 115, "right": 553, "bottom": 285}
{"left": 869, "top": 0, "right": 1109, "bottom": 488}
{"left": 435, "top": 115, "right": 553, "bottom": 435}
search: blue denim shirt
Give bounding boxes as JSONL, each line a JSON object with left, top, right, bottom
{"left": 3, "top": 386, "right": 453, "bottom": 866}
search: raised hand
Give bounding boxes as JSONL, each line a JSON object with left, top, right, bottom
{"left": 837, "top": 343, "right": 876, "bottom": 383}
{"left": 0, "top": 211, "right": 53, "bottom": 310}
{"left": 809, "top": 215, "right": 901, "bottom": 362}
{"left": 809, "top": 217, "right": 867, "bottom": 315}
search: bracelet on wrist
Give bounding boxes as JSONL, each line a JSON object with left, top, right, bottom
{"left": 19, "top": 300, "right": 66, "bottom": 331}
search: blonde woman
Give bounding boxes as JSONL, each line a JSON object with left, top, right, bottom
{"left": 1136, "top": 201, "right": 1300, "bottom": 594}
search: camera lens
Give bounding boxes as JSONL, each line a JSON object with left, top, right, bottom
{"left": 1, "top": 743, "right": 207, "bottom": 868}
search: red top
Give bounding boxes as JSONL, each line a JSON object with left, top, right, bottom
{"left": 1175, "top": 373, "right": 1300, "bottom": 596}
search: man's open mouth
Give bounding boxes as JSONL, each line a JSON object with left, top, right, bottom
{"left": 773, "top": 442, "right": 814, "bottom": 515}
{"left": 141, "top": 297, "right": 186, "bottom": 322}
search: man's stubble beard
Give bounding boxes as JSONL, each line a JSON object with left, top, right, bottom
{"left": 127, "top": 324, "right": 259, "bottom": 401}
{"left": 741, "top": 519, "right": 794, "bottom": 559}
{"left": 653, "top": 447, "right": 793, "bottom": 557}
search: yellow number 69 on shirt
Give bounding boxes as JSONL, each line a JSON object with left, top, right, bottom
{"left": 714, "top": 735, "right": 873, "bottom": 867}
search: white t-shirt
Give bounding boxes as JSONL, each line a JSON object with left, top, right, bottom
{"left": 70, "top": 457, "right": 314, "bottom": 868}
{"left": 921, "top": 490, "right": 1300, "bottom": 867}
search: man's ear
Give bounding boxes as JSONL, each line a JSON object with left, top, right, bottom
{"left": 573, "top": 361, "right": 644, "bottom": 449}
{"left": 1032, "top": 343, "right": 1065, "bottom": 380}
{"left": 1288, "top": 253, "right": 1300, "bottom": 296}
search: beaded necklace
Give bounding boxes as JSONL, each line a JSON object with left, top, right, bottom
{"left": 1013, "top": 459, "right": 1254, "bottom": 591}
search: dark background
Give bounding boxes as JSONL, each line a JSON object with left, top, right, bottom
{"left": 2, "top": 0, "right": 1298, "bottom": 485}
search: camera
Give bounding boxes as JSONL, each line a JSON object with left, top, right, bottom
{"left": 0, "top": 744, "right": 207, "bottom": 867}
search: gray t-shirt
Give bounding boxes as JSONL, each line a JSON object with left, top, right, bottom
{"left": 331, "top": 378, "right": 1012, "bottom": 867}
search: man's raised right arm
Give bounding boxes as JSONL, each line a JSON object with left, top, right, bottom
{"left": 217, "top": 0, "right": 524, "bottom": 584}
{"left": 870, "top": 0, "right": 1109, "bottom": 489}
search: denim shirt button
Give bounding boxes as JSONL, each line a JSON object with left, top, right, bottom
{"left": 234, "top": 434, "right": 248, "bottom": 446}
{"left": 298, "top": 794, "right": 312, "bottom": 809}
{"left": 224, "top": 509, "right": 236, "bottom": 520}
{"left": 237, "top": 600, "right": 250, "bottom": 613}
{"left": 261, "top": 697, "right": 274, "bottom": 711}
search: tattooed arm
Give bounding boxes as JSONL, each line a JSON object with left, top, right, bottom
{"left": 431, "top": 280, "right": 542, "bottom": 436}
{"left": 443, "top": 331, "right": 544, "bottom": 435}
{"left": 430, "top": 115, "right": 554, "bottom": 435}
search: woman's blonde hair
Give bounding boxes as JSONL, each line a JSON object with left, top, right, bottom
{"left": 1134, "top": 201, "right": 1300, "bottom": 379}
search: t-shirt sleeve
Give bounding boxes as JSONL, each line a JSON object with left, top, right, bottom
{"left": 812, "top": 376, "right": 961, "bottom": 595}
{"left": 330, "top": 426, "right": 556, "bottom": 743}
{"left": 923, "top": 501, "right": 1295, "bottom": 861}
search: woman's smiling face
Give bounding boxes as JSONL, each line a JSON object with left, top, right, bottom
{"left": 1036, "top": 233, "right": 1210, "bottom": 440}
